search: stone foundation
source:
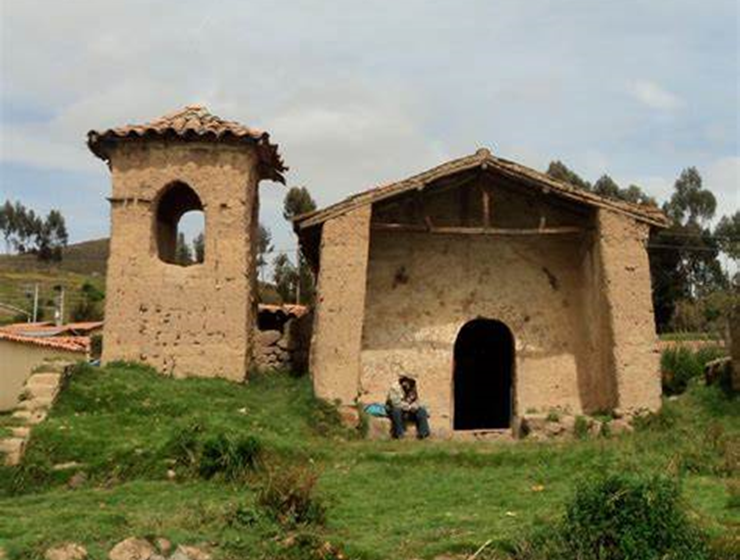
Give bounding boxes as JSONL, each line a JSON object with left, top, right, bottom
{"left": 253, "top": 306, "right": 312, "bottom": 372}
{"left": 361, "top": 408, "right": 635, "bottom": 441}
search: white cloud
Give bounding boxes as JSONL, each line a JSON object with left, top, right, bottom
{"left": 628, "top": 80, "right": 685, "bottom": 111}
{"left": 704, "top": 156, "right": 740, "bottom": 217}
{"left": 1, "top": 0, "right": 736, "bottom": 249}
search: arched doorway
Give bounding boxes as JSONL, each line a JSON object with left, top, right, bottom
{"left": 453, "top": 318, "right": 514, "bottom": 430}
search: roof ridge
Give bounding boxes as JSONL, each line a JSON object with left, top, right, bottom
{"left": 87, "top": 106, "right": 287, "bottom": 183}
{"left": 294, "top": 149, "right": 669, "bottom": 229}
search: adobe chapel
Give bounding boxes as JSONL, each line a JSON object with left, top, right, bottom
{"left": 90, "top": 106, "right": 669, "bottom": 437}
{"left": 295, "top": 148, "right": 669, "bottom": 436}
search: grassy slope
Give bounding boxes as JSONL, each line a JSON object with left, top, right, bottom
{"left": 0, "top": 238, "right": 286, "bottom": 318}
{"left": 0, "top": 364, "right": 737, "bottom": 560}
{"left": 0, "top": 239, "right": 108, "bottom": 323}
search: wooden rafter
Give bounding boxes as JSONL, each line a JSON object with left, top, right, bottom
{"left": 371, "top": 223, "right": 584, "bottom": 236}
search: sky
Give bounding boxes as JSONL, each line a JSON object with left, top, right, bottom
{"left": 0, "top": 0, "right": 738, "bottom": 259}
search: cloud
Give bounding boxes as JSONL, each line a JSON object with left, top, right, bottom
{"left": 628, "top": 80, "right": 685, "bottom": 111}
{"left": 0, "top": 0, "right": 737, "bottom": 248}
{"left": 704, "top": 156, "right": 740, "bottom": 217}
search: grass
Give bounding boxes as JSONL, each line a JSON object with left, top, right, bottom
{"left": 0, "top": 363, "right": 738, "bottom": 559}
{"left": 659, "top": 332, "right": 724, "bottom": 342}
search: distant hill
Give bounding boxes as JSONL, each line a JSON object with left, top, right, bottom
{"left": 0, "top": 238, "right": 109, "bottom": 277}
{"left": 0, "top": 239, "right": 108, "bottom": 323}
{"left": 0, "top": 237, "right": 284, "bottom": 321}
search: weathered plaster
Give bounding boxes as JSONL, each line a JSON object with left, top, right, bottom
{"left": 102, "top": 141, "right": 260, "bottom": 381}
{"left": 359, "top": 230, "right": 593, "bottom": 435}
{"left": 309, "top": 206, "right": 372, "bottom": 403}
{"left": 595, "top": 209, "right": 661, "bottom": 412}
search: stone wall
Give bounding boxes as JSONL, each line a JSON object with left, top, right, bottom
{"left": 102, "top": 141, "right": 260, "bottom": 381}
{"left": 254, "top": 310, "right": 312, "bottom": 372}
{"left": 309, "top": 206, "right": 372, "bottom": 404}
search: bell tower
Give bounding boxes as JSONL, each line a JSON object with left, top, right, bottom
{"left": 88, "top": 105, "right": 286, "bottom": 380}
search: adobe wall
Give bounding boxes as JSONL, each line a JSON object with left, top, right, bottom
{"left": 0, "top": 340, "right": 81, "bottom": 411}
{"left": 102, "top": 141, "right": 260, "bottom": 381}
{"left": 309, "top": 206, "right": 372, "bottom": 403}
{"left": 594, "top": 210, "right": 661, "bottom": 412}
{"left": 359, "top": 231, "right": 593, "bottom": 435}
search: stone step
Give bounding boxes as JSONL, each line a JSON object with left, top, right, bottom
{"left": 26, "top": 372, "right": 61, "bottom": 386}
{"left": 10, "top": 426, "right": 30, "bottom": 438}
{"left": 12, "top": 409, "right": 47, "bottom": 424}
{"left": 0, "top": 438, "right": 25, "bottom": 465}
{"left": 0, "top": 438, "right": 24, "bottom": 453}
{"left": 24, "top": 383, "right": 58, "bottom": 400}
{"left": 16, "top": 397, "right": 54, "bottom": 411}
{"left": 36, "top": 360, "right": 72, "bottom": 374}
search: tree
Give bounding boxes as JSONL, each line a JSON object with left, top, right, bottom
{"left": 283, "top": 187, "right": 318, "bottom": 304}
{"left": 650, "top": 167, "right": 726, "bottom": 329}
{"left": 36, "top": 210, "right": 68, "bottom": 261}
{"left": 256, "top": 223, "right": 272, "bottom": 278}
{"left": 593, "top": 175, "right": 622, "bottom": 199}
{"left": 546, "top": 163, "right": 655, "bottom": 206}
{"left": 0, "top": 201, "right": 68, "bottom": 260}
{"left": 664, "top": 167, "right": 716, "bottom": 226}
{"left": 175, "top": 232, "right": 193, "bottom": 265}
{"left": 70, "top": 282, "right": 105, "bottom": 321}
{"left": 273, "top": 252, "right": 298, "bottom": 303}
{"left": 546, "top": 161, "right": 592, "bottom": 191}
{"left": 192, "top": 232, "right": 205, "bottom": 263}
{"left": 714, "top": 211, "right": 740, "bottom": 260}
{"left": 621, "top": 184, "right": 656, "bottom": 206}
{"left": 283, "top": 186, "right": 317, "bottom": 220}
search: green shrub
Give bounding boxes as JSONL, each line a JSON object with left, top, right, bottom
{"left": 164, "top": 422, "right": 203, "bottom": 469}
{"left": 574, "top": 416, "right": 590, "bottom": 439}
{"left": 695, "top": 346, "right": 727, "bottom": 367}
{"left": 661, "top": 345, "right": 727, "bottom": 396}
{"left": 163, "top": 424, "right": 262, "bottom": 481}
{"left": 257, "top": 466, "right": 326, "bottom": 527}
{"left": 562, "top": 473, "right": 708, "bottom": 560}
{"left": 632, "top": 405, "right": 679, "bottom": 432}
{"left": 662, "top": 347, "right": 702, "bottom": 395}
{"left": 307, "top": 398, "right": 352, "bottom": 438}
{"left": 514, "top": 473, "right": 709, "bottom": 560}
{"left": 707, "top": 534, "right": 740, "bottom": 560}
{"left": 198, "top": 434, "right": 262, "bottom": 481}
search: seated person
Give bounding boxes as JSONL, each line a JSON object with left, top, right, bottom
{"left": 386, "top": 374, "right": 431, "bottom": 439}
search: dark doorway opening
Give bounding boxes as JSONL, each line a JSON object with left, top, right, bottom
{"left": 453, "top": 318, "right": 514, "bottom": 430}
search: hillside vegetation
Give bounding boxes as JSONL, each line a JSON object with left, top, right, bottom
{"left": 0, "top": 239, "right": 108, "bottom": 323}
{"left": 0, "top": 363, "right": 737, "bottom": 559}
{"left": 0, "top": 238, "right": 288, "bottom": 318}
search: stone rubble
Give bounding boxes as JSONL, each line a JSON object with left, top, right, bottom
{"left": 253, "top": 313, "right": 310, "bottom": 373}
{"left": 44, "top": 543, "right": 88, "bottom": 560}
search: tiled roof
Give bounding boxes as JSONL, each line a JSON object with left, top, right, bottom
{"left": 0, "top": 331, "right": 89, "bottom": 353}
{"left": 1, "top": 321, "right": 103, "bottom": 337}
{"left": 258, "top": 303, "right": 309, "bottom": 318}
{"left": 87, "top": 105, "right": 287, "bottom": 183}
{"left": 294, "top": 148, "right": 669, "bottom": 230}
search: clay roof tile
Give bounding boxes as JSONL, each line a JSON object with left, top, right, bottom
{"left": 87, "top": 105, "right": 287, "bottom": 183}
{"left": 0, "top": 332, "right": 89, "bottom": 353}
